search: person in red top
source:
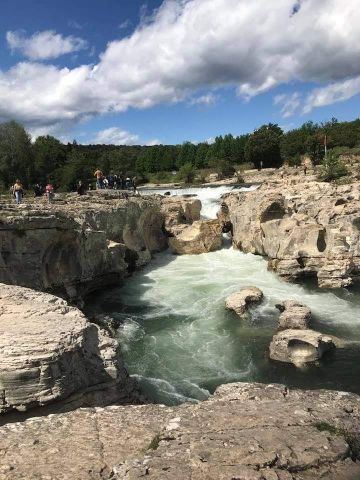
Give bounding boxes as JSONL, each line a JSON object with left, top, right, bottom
{"left": 45, "top": 183, "right": 54, "bottom": 204}
{"left": 94, "top": 168, "right": 104, "bottom": 189}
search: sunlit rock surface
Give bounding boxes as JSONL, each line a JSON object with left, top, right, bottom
{"left": 269, "top": 329, "right": 336, "bottom": 365}
{"left": 0, "top": 192, "right": 167, "bottom": 301}
{"left": 168, "top": 220, "right": 222, "bottom": 255}
{"left": 220, "top": 181, "right": 360, "bottom": 288}
{"left": 225, "top": 286, "right": 264, "bottom": 317}
{"left": 0, "top": 382, "right": 359, "bottom": 479}
{"left": 0, "top": 284, "right": 139, "bottom": 414}
{"left": 276, "top": 300, "right": 312, "bottom": 331}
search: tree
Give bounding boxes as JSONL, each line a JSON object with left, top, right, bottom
{"left": 33, "top": 135, "right": 67, "bottom": 183}
{"left": 176, "top": 142, "right": 196, "bottom": 168}
{"left": 178, "top": 162, "right": 196, "bottom": 183}
{"left": 318, "top": 152, "right": 348, "bottom": 182}
{"left": 245, "top": 124, "right": 283, "bottom": 168}
{"left": 0, "top": 121, "right": 33, "bottom": 187}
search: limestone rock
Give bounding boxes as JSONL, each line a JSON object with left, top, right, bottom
{"left": 161, "top": 196, "right": 201, "bottom": 229}
{"left": 0, "top": 194, "right": 167, "bottom": 301}
{"left": 0, "top": 382, "right": 359, "bottom": 479}
{"left": 225, "top": 286, "right": 264, "bottom": 317}
{"left": 276, "top": 299, "right": 312, "bottom": 330}
{"left": 0, "top": 284, "right": 137, "bottom": 414}
{"left": 169, "top": 220, "right": 222, "bottom": 255}
{"left": 220, "top": 180, "right": 360, "bottom": 288}
{"left": 269, "top": 329, "right": 336, "bottom": 365}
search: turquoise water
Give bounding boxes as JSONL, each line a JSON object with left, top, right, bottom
{"left": 89, "top": 247, "right": 360, "bottom": 405}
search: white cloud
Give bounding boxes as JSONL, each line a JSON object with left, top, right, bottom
{"left": 6, "top": 30, "right": 87, "bottom": 60}
{"left": 188, "top": 93, "right": 218, "bottom": 107}
{"left": 93, "top": 127, "right": 140, "bottom": 145}
{"left": 274, "top": 92, "right": 301, "bottom": 118}
{"left": 118, "top": 19, "right": 132, "bottom": 30}
{"left": 1, "top": 0, "right": 360, "bottom": 135}
{"left": 303, "top": 76, "right": 360, "bottom": 113}
{"left": 147, "top": 139, "right": 161, "bottom": 146}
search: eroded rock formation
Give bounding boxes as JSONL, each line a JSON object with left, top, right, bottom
{"left": 269, "top": 329, "right": 336, "bottom": 365}
{"left": 276, "top": 300, "right": 312, "bottom": 330}
{"left": 168, "top": 219, "right": 222, "bottom": 255}
{"left": 225, "top": 286, "right": 264, "bottom": 318}
{"left": 0, "top": 284, "right": 139, "bottom": 414}
{"left": 0, "top": 193, "right": 167, "bottom": 302}
{"left": 220, "top": 181, "right": 360, "bottom": 288}
{"left": 0, "top": 382, "right": 359, "bottom": 479}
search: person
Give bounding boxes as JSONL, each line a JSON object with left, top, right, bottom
{"left": 132, "top": 176, "right": 138, "bottom": 194}
{"left": 12, "top": 179, "right": 23, "bottom": 204}
{"left": 260, "top": 160, "right": 263, "bottom": 170}
{"left": 77, "top": 180, "right": 86, "bottom": 196}
{"left": 94, "top": 168, "right": 104, "bottom": 189}
{"left": 108, "top": 173, "right": 115, "bottom": 189}
{"left": 33, "top": 183, "right": 43, "bottom": 197}
{"left": 125, "top": 177, "right": 131, "bottom": 189}
{"left": 303, "top": 163, "right": 308, "bottom": 175}
{"left": 103, "top": 177, "right": 109, "bottom": 189}
{"left": 45, "top": 182, "right": 54, "bottom": 204}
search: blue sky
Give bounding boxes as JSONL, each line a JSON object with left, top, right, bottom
{"left": 1, "top": 0, "right": 360, "bottom": 145}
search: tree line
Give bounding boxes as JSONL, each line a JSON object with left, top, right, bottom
{"left": 0, "top": 117, "right": 359, "bottom": 190}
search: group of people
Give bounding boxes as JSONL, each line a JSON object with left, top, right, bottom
{"left": 11, "top": 180, "right": 54, "bottom": 204}
{"left": 94, "top": 169, "right": 137, "bottom": 192}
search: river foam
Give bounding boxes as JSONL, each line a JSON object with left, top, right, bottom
{"left": 88, "top": 185, "right": 360, "bottom": 405}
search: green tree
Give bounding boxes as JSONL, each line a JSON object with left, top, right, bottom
{"left": 318, "top": 152, "right": 348, "bottom": 182}
{"left": 33, "top": 135, "right": 67, "bottom": 183}
{"left": 178, "top": 162, "right": 196, "bottom": 183}
{"left": 245, "top": 124, "right": 283, "bottom": 169}
{"left": 0, "top": 121, "right": 33, "bottom": 187}
{"left": 176, "top": 142, "right": 196, "bottom": 168}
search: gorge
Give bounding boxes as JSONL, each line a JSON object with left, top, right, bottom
{"left": 0, "top": 171, "right": 360, "bottom": 479}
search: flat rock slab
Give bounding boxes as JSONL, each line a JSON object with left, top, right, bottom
{"left": 0, "top": 383, "right": 359, "bottom": 479}
{"left": 225, "top": 286, "right": 264, "bottom": 317}
{"left": 0, "top": 284, "right": 129, "bottom": 413}
{"left": 269, "top": 328, "right": 336, "bottom": 365}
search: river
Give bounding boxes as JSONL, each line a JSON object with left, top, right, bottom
{"left": 88, "top": 185, "right": 360, "bottom": 405}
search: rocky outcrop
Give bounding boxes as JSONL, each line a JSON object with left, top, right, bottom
{"left": 276, "top": 300, "right": 312, "bottom": 330}
{"left": 225, "top": 286, "right": 264, "bottom": 317}
{"left": 168, "top": 220, "right": 222, "bottom": 255}
{"left": 220, "top": 181, "right": 360, "bottom": 288}
{"left": 0, "top": 284, "right": 139, "bottom": 414}
{"left": 0, "top": 193, "right": 167, "bottom": 302}
{"left": 269, "top": 329, "right": 336, "bottom": 365}
{"left": 161, "top": 196, "right": 201, "bottom": 229}
{"left": 0, "top": 382, "right": 359, "bottom": 479}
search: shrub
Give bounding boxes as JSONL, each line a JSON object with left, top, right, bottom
{"left": 318, "top": 152, "right": 348, "bottom": 182}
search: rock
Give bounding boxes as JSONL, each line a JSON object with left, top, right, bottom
{"left": 0, "top": 284, "right": 138, "bottom": 414}
{"left": 161, "top": 196, "right": 201, "bottom": 229}
{"left": 0, "top": 194, "right": 167, "bottom": 301}
{"left": 276, "top": 300, "right": 311, "bottom": 330}
{"left": 220, "top": 180, "right": 360, "bottom": 288}
{"left": 269, "top": 329, "right": 336, "bottom": 365}
{"left": 169, "top": 220, "right": 222, "bottom": 255}
{"left": 225, "top": 286, "right": 264, "bottom": 317}
{"left": 0, "top": 382, "right": 359, "bottom": 479}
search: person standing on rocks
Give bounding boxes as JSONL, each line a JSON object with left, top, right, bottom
{"left": 94, "top": 168, "right": 104, "bottom": 189}
{"left": 45, "top": 182, "right": 54, "bottom": 204}
{"left": 12, "top": 179, "right": 23, "bottom": 204}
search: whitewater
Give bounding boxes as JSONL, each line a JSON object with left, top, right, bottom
{"left": 89, "top": 185, "right": 360, "bottom": 405}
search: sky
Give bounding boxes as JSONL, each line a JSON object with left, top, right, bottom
{"left": 1, "top": 0, "right": 360, "bottom": 145}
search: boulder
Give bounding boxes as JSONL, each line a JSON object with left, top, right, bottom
{"left": 161, "top": 196, "right": 201, "bottom": 229}
{"left": 169, "top": 220, "right": 222, "bottom": 255}
{"left": 275, "top": 299, "right": 311, "bottom": 330}
{"left": 0, "top": 284, "right": 137, "bottom": 413}
{"left": 269, "top": 329, "right": 335, "bottom": 365}
{"left": 225, "top": 286, "right": 264, "bottom": 317}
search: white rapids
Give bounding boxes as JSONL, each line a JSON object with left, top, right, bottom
{"left": 89, "top": 185, "right": 360, "bottom": 405}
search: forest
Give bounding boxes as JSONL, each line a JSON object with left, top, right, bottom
{"left": 0, "top": 117, "right": 359, "bottom": 190}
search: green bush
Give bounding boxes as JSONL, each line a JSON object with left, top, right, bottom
{"left": 317, "top": 152, "right": 349, "bottom": 182}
